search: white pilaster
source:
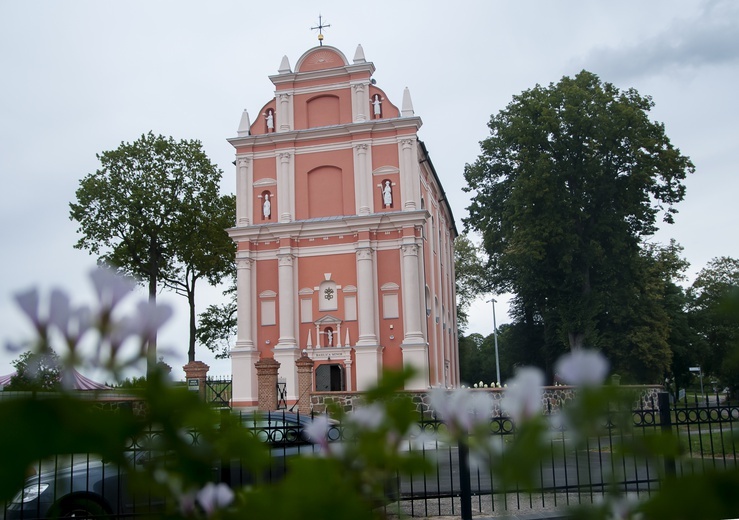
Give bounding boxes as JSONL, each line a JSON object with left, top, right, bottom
{"left": 355, "top": 246, "right": 378, "bottom": 346}
{"left": 273, "top": 348, "right": 300, "bottom": 402}
{"left": 353, "top": 143, "right": 371, "bottom": 215}
{"left": 276, "top": 251, "right": 297, "bottom": 348}
{"left": 277, "top": 152, "right": 293, "bottom": 223}
{"left": 400, "top": 241, "right": 429, "bottom": 389}
{"left": 235, "top": 256, "right": 255, "bottom": 349}
{"left": 399, "top": 138, "right": 417, "bottom": 210}
{"left": 230, "top": 349, "right": 260, "bottom": 406}
{"left": 236, "top": 157, "right": 252, "bottom": 226}
{"left": 354, "top": 345, "right": 383, "bottom": 391}
{"left": 352, "top": 82, "right": 369, "bottom": 123}
{"left": 277, "top": 93, "right": 293, "bottom": 132}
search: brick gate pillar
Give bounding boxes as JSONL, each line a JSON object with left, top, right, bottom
{"left": 295, "top": 353, "right": 315, "bottom": 415}
{"left": 183, "top": 361, "right": 210, "bottom": 401}
{"left": 255, "top": 358, "right": 281, "bottom": 411}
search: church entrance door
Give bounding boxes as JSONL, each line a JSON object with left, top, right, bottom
{"left": 315, "top": 364, "right": 345, "bottom": 392}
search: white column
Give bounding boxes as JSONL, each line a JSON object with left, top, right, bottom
{"left": 277, "top": 152, "right": 292, "bottom": 223}
{"left": 274, "top": 250, "right": 298, "bottom": 401}
{"left": 236, "top": 157, "right": 251, "bottom": 226}
{"left": 235, "top": 256, "right": 254, "bottom": 349}
{"left": 276, "top": 252, "right": 297, "bottom": 347}
{"left": 355, "top": 246, "right": 378, "bottom": 346}
{"left": 231, "top": 255, "right": 259, "bottom": 406}
{"left": 399, "top": 138, "right": 417, "bottom": 210}
{"left": 401, "top": 243, "right": 424, "bottom": 343}
{"left": 400, "top": 242, "right": 429, "bottom": 390}
{"left": 354, "top": 144, "right": 370, "bottom": 215}
{"left": 354, "top": 244, "right": 382, "bottom": 391}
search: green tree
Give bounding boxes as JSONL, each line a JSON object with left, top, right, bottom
{"left": 688, "top": 257, "right": 739, "bottom": 391}
{"left": 463, "top": 71, "right": 694, "bottom": 377}
{"left": 69, "top": 133, "right": 235, "bottom": 369}
{"left": 454, "top": 235, "right": 489, "bottom": 330}
{"left": 5, "top": 350, "right": 61, "bottom": 392}
{"left": 196, "top": 283, "right": 237, "bottom": 359}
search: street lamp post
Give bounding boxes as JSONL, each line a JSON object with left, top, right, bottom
{"left": 488, "top": 298, "right": 501, "bottom": 385}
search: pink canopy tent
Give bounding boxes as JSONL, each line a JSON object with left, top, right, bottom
{"left": 0, "top": 369, "right": 110, "bottom": 390}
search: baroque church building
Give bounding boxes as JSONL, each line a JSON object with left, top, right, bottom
{"left": 228, "top": 44, "right": 459, "bottom": 407}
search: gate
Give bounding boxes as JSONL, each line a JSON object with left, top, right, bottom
{"left": 204, "top": 377, "right": 232, "bottom": 409}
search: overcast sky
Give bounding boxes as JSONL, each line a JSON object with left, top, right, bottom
{"left": 1, "top": 1, "right": 737, "bottom": 381}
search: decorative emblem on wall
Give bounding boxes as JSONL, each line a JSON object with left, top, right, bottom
{"left": 324, "top": 287, "right": 334, "bottom": 300}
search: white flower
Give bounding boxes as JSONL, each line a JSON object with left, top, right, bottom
{"left": 555, "top": 349, "right": 609, "bottom": 387}
{"left": 502, "top": 367, "right": 544, "bottom": 423}
{"left": 473, "top": 383, "right": 478, "bottom": 388}
{"left": 429, "top": 387, "right": 493, "bottom": 434}
{"left": 304, "top": 414, "right": 331, "bottom": 452}
{"left": 349, "top": 402, "right": 385, "bottom": 430}
{"left": 196, "top": 482, "right": 234, "bottom": 516}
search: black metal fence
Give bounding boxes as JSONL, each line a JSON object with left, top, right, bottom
{"left": 4, "top": 392, "right": 738, "bottom": 519}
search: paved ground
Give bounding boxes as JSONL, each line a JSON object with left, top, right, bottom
{"left": 385, "top": 493, "right": 579, "bottom": 519}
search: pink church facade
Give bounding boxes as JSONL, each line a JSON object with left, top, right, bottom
{"left": 227, "top": 45, "right": 459, "bottom": 407}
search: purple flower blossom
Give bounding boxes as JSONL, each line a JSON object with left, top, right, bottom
{"left": 14, "top": 288, "right": 41, "bottom": 328}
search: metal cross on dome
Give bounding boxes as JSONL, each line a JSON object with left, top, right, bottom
{"left": 311, "top": 15, "right": 331, "bottom": 46}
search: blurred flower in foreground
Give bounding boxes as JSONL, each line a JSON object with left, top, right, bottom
{"left": 555, "top": 349, "right": 609, "bottom": 386}
{"left": 429, "top": 387, "right": 493, "bottom": 435}
{"left": 196, "top": 482, "right": 234, "bottom": 517}
{"left": 501, "top": 367, "right": 544, "bottom": 423}
{"left": 304, "top": 414, "right": 332, "bottom": 453}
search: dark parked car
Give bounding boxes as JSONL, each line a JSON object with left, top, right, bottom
{"left": 3, "top": 411, "right": 336, "bottom": 519}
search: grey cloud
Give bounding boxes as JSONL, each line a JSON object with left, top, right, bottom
{"left": 579, "top": 0, "right": 739, "bottom": 80}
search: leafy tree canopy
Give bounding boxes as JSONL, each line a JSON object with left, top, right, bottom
{"left": 687, "top": 257, "right": 739, "bottom": 388}
{"left": 454, "top": 235, "right": 490, "bottom": 330}
{"left": 5, "top": 350, "right": 61, "bottom": 392}
{"left": 69, "top": 133, "right": 235, "bottom": 368}
{"left": 463, "top": 71, "right": 694, "bottom": 376}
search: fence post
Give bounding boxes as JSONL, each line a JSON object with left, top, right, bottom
{"left": 658, "top": 391, "right": 676, "bottom": 477}
{"left": 458, "top": 436, "right": 472, "bottom": 520}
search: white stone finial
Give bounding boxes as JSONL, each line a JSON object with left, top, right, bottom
{"left": 401, "top": 87, "right": 414, "bottom": 117}
{"left": 278, "top": 55, "right": 292, "bottom": 74}
{"left": 237, "top": 109, "right": 251, "bottom": 136}
{"left": 353, "top": 44, "right": 366, "bottom": 63}
{"left": 306, "top": 329, "right": 313, "bottom": 348}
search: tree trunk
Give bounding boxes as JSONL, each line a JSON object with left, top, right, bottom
{"left": 147, "top": 235, "right": 158, "bottom": 377}
{"left": 188, "top": 279, "right": 196, "bottom": 362}
{"left": 147, "top": 271, "right": 158, "bottom": 376}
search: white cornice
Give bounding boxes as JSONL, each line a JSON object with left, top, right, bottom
{"left": 227, "top": 117, "right": 422, "bottom": 150}
{"left": 228, "top": 210, "right": 427, "bottom": 242}
{"left": 270, "top": 62, "right": 376, "bottom": 87}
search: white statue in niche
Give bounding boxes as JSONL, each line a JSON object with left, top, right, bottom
{"left": 265, "top": 109, "right": 274, "bottom": 131}
{"left": 372, "top": 94, "right": 382, "bottom": 117}
{"left": 263, "top": 194, "right": 271, "bottom": 219}
{"left": 326, "top": 329, "right": 333, "bottom": 347}
{"left": 382, "top": 180, "right": 392, "bottom": 207}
